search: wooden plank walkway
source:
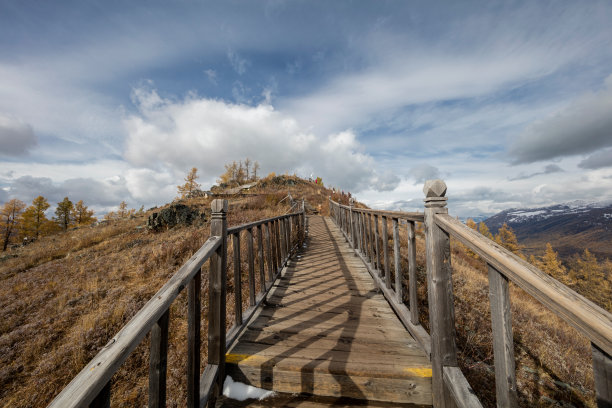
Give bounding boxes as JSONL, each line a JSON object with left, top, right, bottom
{"left": 224, "top": 216, "right": 432, "bottom": 406}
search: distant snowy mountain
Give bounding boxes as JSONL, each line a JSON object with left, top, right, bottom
{"left": 484, "top": 200, "right": 612, "bottom": 259}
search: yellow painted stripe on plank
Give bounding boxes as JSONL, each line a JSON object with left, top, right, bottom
{"left": 226, "top": 353, "right": 268, "bottom": 365}
{"left": 404, "top": 367, "right": 432, "bottom": 377}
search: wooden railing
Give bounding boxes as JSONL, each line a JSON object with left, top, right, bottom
{"left": 48, "top": 199, "right": 306, "bottom": 408}
{"left": 329, "top": 179, "right": 612, "bottom": 408}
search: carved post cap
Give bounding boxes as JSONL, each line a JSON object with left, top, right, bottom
{"left": 423, "top": 179, "right": 448, "bottom": 209}
{"left": 423, "top": 179, "right": 447, "bottom": 198}
{"left": 211, "top": 199, "right": 228, "bottom": 213}
{"left": 349, "top": 197, "right": 355, "bottom": 207}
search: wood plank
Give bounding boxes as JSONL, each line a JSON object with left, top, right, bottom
{"left": 227, "top": 364, "right": 431, "bottom": 405}
{"left": 228, "top": 341, "right": 430, "bottom": 364}
{"left": 442, "top": 366, "right": 482, "bottom": 408}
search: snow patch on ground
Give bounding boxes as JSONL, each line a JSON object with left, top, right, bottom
{"left": 222, "top": 375, "right": 275, "bottom": 401}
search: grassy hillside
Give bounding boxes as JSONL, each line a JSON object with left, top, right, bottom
{"left": 0, "top": 176, "right": 604, "bottom": 407}
{"left": 0, "top": 175, "right": 340, "bottom": 407}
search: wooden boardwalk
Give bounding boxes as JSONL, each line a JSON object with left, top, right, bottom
{"left": 224, "top": 216, "right": 432, "bottom": 406}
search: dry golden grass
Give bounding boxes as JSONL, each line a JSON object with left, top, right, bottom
{"left": 367, "top": 217, "right": 598, "bottom": 407}
{"left": 0, "top": 178, "right": 333, "bottom": 408}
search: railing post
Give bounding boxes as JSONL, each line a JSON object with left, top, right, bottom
{"left": 423, "top": 179, "right": 458, "bottom": 408}
{"left": 89, "top": 381, "right": 110, "bottom": 408}
{"left": 208, "top": 199, "right": 228, "bottom": 403}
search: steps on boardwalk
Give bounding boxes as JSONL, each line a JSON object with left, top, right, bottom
{"left": 224, "top": 216, "right": 432, "bottom": 406}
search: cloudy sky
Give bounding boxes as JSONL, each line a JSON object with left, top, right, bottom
{"left": 1, "top": 0, "right": 612, "bottom": 218}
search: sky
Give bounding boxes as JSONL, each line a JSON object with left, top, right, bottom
{"left": 1, "top": 0, "right": 612, "bottom": 219}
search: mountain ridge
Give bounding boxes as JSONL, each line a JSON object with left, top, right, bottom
{"left": 484, "top": 200, "right": 612, "bottom": 260}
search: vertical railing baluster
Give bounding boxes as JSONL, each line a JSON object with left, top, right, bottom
{"left": 265, "top": 222, "right": 274, "bottom": 282}
{"left": 363, "top": 212, "right": 372, "bottom": 262}
{"left": 592, "top": 343, "right": 612, "bottom": 407}
{"left": 247, "top": 228, "right": 256, "bottom": 306}
{"left": 382, "top": 216, "right": 390, "bottom": 288}
{"left": 232, "top": 232, "right": 242, "bottom": 325}
{"left": 393, "top": 217, "right": 402, "bottom": 302}
{"left": 275, "top": 219, "right": 282, "bottom": 272}
{"left": 208, "top": 199, "right": 228, "bottom": 404}
{"left": 423, "top": 179, "right": 457, "bottom": 408}
{"left": 488, "top": 264, "right": 518, "bottom": 407}
{"left": 257, "top": 224, "right": 266, "bottom": 292}
{"left": 89, "top": 381, "right": 110, "bottom": 408}
{"left": 349, "top": 198, "right": 355, "bottom": 249}
{"left": 374, "top": 214, "right": 381, "bottom": 272}
{"left": 367, "top": 213, "right": 373, "bottom": 264}
{"left": 278, "top": 218, "right": 285, "bottom": 265}
{"left": 187, "top": 269, "right": 201, "bottom": 407}
{"left": 149, "top": 309, "right": 169, "bottom": 408}
{"left": 407, "top": 221, "right": 419, "bottom": 325}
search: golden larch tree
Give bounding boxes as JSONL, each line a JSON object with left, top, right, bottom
{"left": 20, "top": 195, "right": 50, "bottom": 238}
{"left": 2, "top": 199, "right": 26, "bottom": 251}
{"left": 178, "top": 167, "right": 201, "bottom": 198}
{"left": 55, "top": 197, "right": 74, "bottom": 230}
{"left": 72, "top": 200, "right": 97, "bottom": 225}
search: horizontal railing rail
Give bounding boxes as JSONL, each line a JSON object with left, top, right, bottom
{"left": 329, "top": 180, "right": 612, "bottom": 408}
{"left": 49, "top": 198, "right": 307, "bottom": 408}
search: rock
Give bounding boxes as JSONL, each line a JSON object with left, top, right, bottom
{"left": 147, "top": 204, "right": 206, "bottom": 232}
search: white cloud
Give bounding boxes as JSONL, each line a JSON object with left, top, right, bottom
{"left": 0, "top": 114, "right": 37, "bottom": 156}
{"left": 204, "top": 69, "right": 218, "bottom": 85}
{"left": 123, "top": 87, "right": 397, "bottom": 193}
{"left": 227, "top": 50, "right": 249, "bottom": 75}
{"left": 509, "top": 74, "right": 612, "bottom": 164}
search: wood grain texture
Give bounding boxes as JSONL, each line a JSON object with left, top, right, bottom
{"left": 488, "top": 265, "right": 518, "bottom": 408}
{"left": 382, "top": 216, "right": 390, "bottom": 289}
{"left": 232, "top": 232, "right": 242, "bottom": 325}
{"left": 187, "top": 270, "right": 201, "bottom": 407}
{"left": 393, "top": 218, "right": 402, "bottom": 303}
{"left": 424, "top": 197, "right": 457, "bottom": 408}
{"left": 407, "top": 221, "right": 419, "bottom": 326}
{"left": 443, "top": 366, "right": 483, "bottom": 408}
{"left": 149, "top": 309, "right": 169, "bottom": 408}
{"left": 247, "top": 228, "right": 256, "bottom": 306}
{"left": 592, "top": 343, "right": 612, "bottom": 408}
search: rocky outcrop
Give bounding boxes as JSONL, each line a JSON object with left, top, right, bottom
{"left": 146, "top": 204, "right": 206, "bottom": 231}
